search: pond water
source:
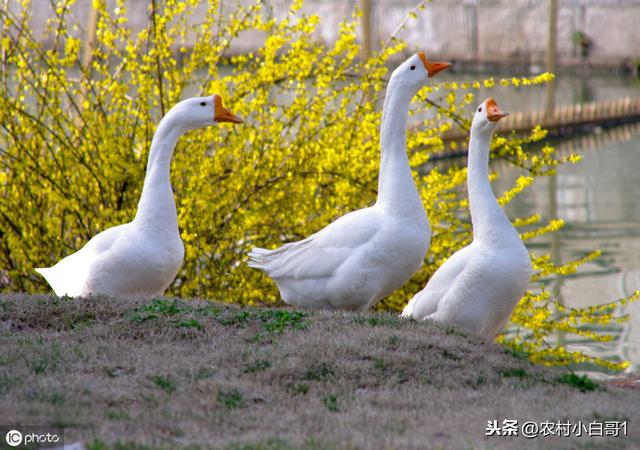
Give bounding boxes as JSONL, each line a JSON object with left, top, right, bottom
{"left": 442, "top": 72, "right": 640, "bottom": 378}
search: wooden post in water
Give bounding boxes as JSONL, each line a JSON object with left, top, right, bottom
{"left": 360, "top": 0, "right": 372, "bottom": 63}
{"left": 463, "top": 1, "right": 479, "bottom": 60}
{"left": 547, "top": 0, "right": 564, "bottom": 348}
{"left": 545, "top": 0, "right": 558, "bottom": 122}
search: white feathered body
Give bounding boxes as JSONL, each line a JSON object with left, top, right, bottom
{"left": 403, "top": 230, "right": 531, "bottom": 337}
{"left": 249, "top": 205, "right": 429, "bottom": 310}
{"left": 402, "top": 99, "right": 532, "bottom": 338}
{"left": 36, "top": 222, "right": 183, "bottom": 297}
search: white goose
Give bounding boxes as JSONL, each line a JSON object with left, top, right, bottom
{"left": 402, "top": 98, "right": 532, "bottom": 338}
{"left": 248, "top": 52, "right": 452, "bottom": 310}
{"left": 36, "top": 95, "right": 242, "bottom": 297}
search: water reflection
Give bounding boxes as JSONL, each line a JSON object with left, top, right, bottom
{"left": 493, "top": 123, "right": 640, "bottom": 377}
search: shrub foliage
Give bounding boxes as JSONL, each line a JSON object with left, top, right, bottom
{"left": 0, "top": 0, "right": 636, "bottom": 370}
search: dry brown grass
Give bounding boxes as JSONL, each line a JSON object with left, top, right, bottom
{"left": 0, "top": 293, "right": 638, "bottom": 450}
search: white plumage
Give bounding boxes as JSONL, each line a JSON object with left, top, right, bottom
{"left": 36, "top": 95, "right": 242, "bottom": 297}
{"left": 402, "top": 98, "right": 533, "bottom": 338}
{"left": 248, "top": 52, "right": 452, "bottom": 310}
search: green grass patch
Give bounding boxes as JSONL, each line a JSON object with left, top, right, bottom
{"left": 217, "top": 310, "right": 254, "bottom": 327}
{"left": 24, "top": 338, "right": 62, "bottom": 375}
{"left": 190, "top": 367, "right": 215, "bottom": 381}
{"left": 226, "top": 438, "right": 294, "bottom": 450}
{"left": 102, "top": 366, "right": 133, "bottom": 378}
{"left": 0, "top": 373, "right": 20, "bottom": 396}
{"left": 441, "top": 348, "right": 461, "bottom": 361}
{"left": 500, "top": 367, "right": 528, "bottom": 378}
{"left": 217, "top": 309, "right": 308, "bottom": 334}
{"left": 62, "top": 312, "right": 97, "bottom": 329}
{"left": 218, "top": 388, "right": 245, "bottom": 409}
{"left": 503, "top": 344, "right": 530, "bottom": 361}
{"left": 288, "top": 383, "right": 310, "bottom": 396}
{"left": 387, "top": 335, "right": 401, "bottom": 348}
{"left": 219, "top": 309, "right": 308, "bottom": 344}
{"left": 128, "top": 298, "right": 189, "bottom": 322}
{"left": 194, "top": 304, "right": 224, "bottom": 318}
{"left": 304, "top": 363, "right": 335, "bottom": 381}
{"left": 105, "top": 409, "right": 131, "bottom": 421}
{"left": 373, "top": 358, "right": 388, "bottom": 371}
{"left": 242, "top": 359, "right": 272, "bottom": 374}
{"left": 28, "top": 389, "right": 65, "bottom": 405}
{"left": 257, "top": 310, "right": 308, "bottom": 333}
{"left": 556, "top": 373, "right": 600, "bottom": 392}
{"left": 127, "top": 299, "right": 208, "bottom": 331}
{"left": 323, "top": 394, "right": 339, "bottom": 412}
{"left": 353, "top": 314, "right": 401, "bottom": 327}
{"left": 441, "top": 325, "right": 468, "bottom": 337}
{"left": 149, "top": 374, "right": 177, "bottom": 393}
{"left": 174, "top": 318, "right": 204, "bottom": 330}
{"left": 126, "top": 301, "right": 308, "bottom": 338}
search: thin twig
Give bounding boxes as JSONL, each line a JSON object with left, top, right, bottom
{"left": 150, "top": 0, "right": 166, "bottom": 116}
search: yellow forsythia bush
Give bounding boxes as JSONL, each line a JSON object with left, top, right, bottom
{"left": 0, "top": 0, "right": 636, "bottom": 370}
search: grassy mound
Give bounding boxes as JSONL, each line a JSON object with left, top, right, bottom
{"left": 0, "top": 294, "right": 637, "bottom": 449}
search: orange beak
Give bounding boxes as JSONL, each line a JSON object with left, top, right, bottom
{"left": 214, "top": 95, "right": 243, "bottom": 124}
{"left": 486, "top": 97, "right": 508, "bottom": 122}
{"left": 418, "top": 51, "right": 452, "bottom": 78}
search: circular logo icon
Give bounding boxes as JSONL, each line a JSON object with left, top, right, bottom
{"left": 5, "top": 429, "right": 23, "bottom": 447}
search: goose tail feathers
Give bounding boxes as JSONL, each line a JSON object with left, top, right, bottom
{"left": 35, "top": 266, "right": 78, "bottom": 297}
{"left": 247, "top": 247, "right": 272, "bottom": 270}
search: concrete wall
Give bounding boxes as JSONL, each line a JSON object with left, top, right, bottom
{"left": 8, "top": 0, "right": 640, "bottom": 66}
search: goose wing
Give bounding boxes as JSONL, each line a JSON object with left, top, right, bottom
{"left": 402, "top": 244, "right": 473, "bottom": 319}
{"left": 248, "top": 207, "right": 381, "bottom": 280}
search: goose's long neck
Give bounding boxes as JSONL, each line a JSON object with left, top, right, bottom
{"left": 468, "top": 130, "right": 514, "bottom": 243}
{"left": 376, "top": 82, "right": 421, "bottom": 213}
{"left": 134, "top": 115, "right": 182, "bottom": 230}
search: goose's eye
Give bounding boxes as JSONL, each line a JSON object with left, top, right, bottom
{"left": 200, "top": 102, "right": 206, "bottom": 107}
{"left": 410, "top": 65, "right": 416, "bottom": 71}
{"left": 478, "top": 107, "right": 482, "bottom": 112}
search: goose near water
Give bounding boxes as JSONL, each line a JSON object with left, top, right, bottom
{"left": 402, "top": 98, "right": 533, "bottom": 338}
{"left": 248, "top": 52, "right": 452, "bottom": 310}
{"left": 36, "top": 95, "right": 243, "bottom": 297}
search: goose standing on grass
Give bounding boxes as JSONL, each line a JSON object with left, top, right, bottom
{"left": 36, "top": 95, "right": 243, "bottom": 297}
{"left": 402, "top": 98, "right": 532, "bottom": 338}
{"left": 248, "top": 52, "right": 452, "bottom": 310}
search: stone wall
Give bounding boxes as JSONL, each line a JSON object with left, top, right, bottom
{"left": 9, "top": 0, "right": 640, "bottom": 65}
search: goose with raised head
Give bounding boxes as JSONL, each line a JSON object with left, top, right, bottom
{"left": 248, "top": 52, "right": 452, "bottom": 310}
{"left": 36, "top": 95, "right": 243, "bottom": 297}
{"left": 402, "top": 98, "right": 532, "bottom": 338}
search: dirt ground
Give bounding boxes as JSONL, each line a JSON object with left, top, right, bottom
{"left": 0, "top": 294, "right": 638, "bottom": 450}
